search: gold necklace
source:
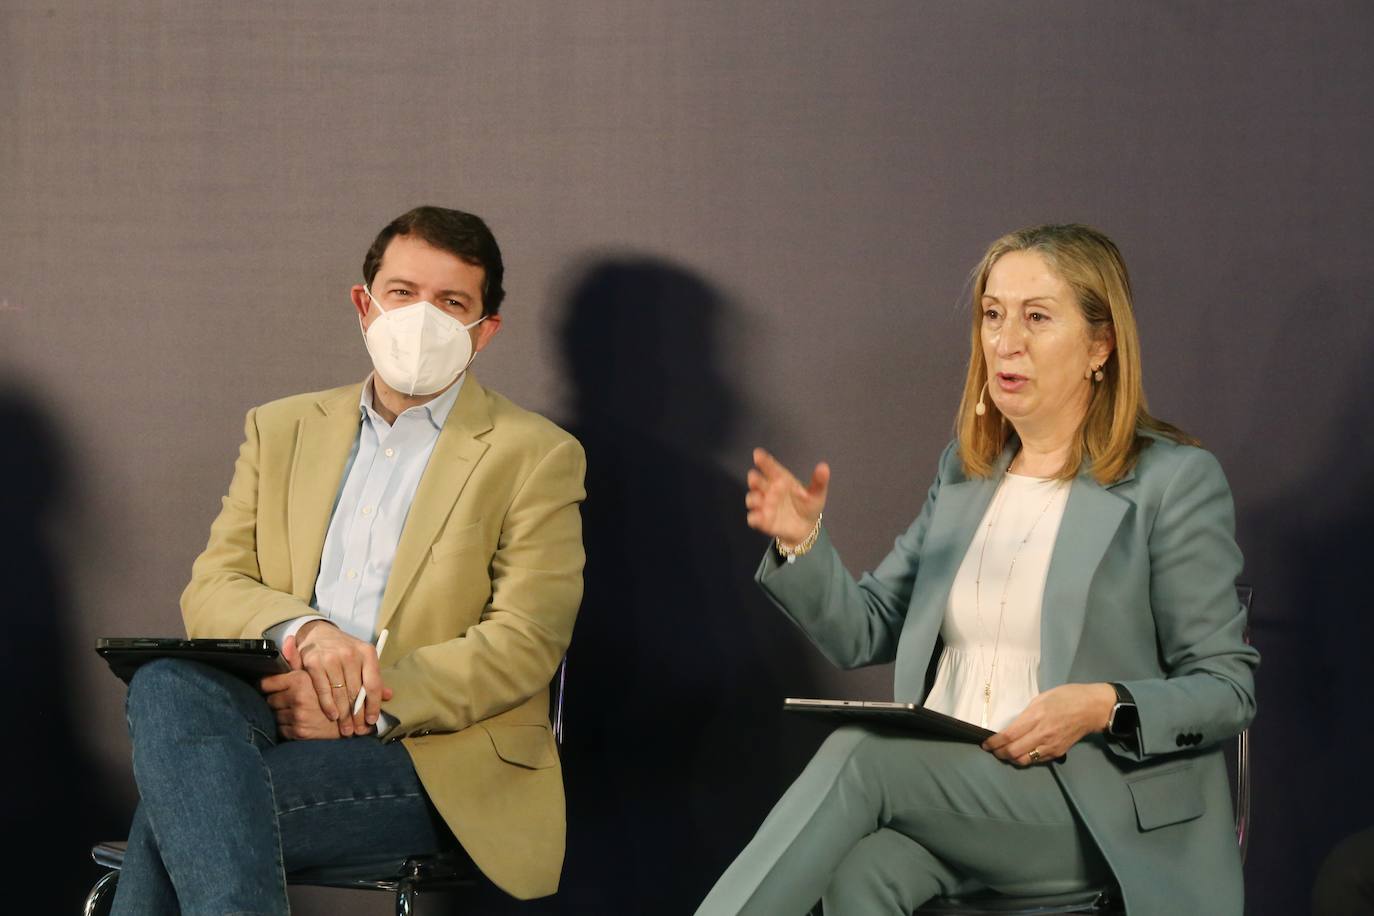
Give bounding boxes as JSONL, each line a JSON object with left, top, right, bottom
{"left": 972, "top": 475, "right": 1066, "bottom": 728}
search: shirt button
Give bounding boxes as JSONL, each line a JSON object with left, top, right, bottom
{"left": 347, "top": 569, "right": 359, "bottom": 580}
{"left": 384, "top": 448, "right": 396, "bottom": 458}
{"left": 361, "top": 506, "right": 374, "bottom": 516}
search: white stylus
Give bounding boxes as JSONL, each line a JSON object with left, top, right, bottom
{"left": 353, "top": 628, "right": 390, "bottom": 716}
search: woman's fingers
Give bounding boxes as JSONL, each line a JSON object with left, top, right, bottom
{"left": 747, "top": 448, "right": 835, "bottom": 543}
{"left": 752, "top": 448, "right": 791, "bottom": 481}
{"left": 805, "top": 462, "right": 831, "bottom": 499}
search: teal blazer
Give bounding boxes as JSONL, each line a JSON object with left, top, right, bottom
{"left": 757, "top": 434, "right": 1259, "bottom": 916}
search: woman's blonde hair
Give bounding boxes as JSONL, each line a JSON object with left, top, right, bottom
{"left": 955, "top": 224, "right": 1195, "bottom": 484}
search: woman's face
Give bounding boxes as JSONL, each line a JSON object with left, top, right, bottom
{"left": 979, "top": 250, "right": 1112, "bottom": 436}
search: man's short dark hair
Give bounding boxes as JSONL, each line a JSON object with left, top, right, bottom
{"left": 363, "top": 206, "right": 506, "bottom": 316}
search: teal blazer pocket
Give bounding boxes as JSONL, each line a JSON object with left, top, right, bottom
{"left": 1126, "top": 761, "right": 1204, "bottom": 830}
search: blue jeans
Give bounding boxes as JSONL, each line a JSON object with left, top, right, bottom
{"left": 110, "top": 658, "right": 451, "bottom": 916}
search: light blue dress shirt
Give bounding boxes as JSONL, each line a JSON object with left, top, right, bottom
{"left": 264, "top": 375, "right": 465, "bottom": 733}
{"left": 309, "top": 374, "right": 464, "bottom": 639}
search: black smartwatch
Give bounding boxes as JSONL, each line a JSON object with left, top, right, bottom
{"left": 1106, "top": 682, "right": 1139, "bottom": 739}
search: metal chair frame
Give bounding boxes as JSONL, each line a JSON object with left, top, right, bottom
{"left": 83, "top": 657, "right": 569, "bottom": 916}
{"left": 908, "top": 586, "right": 1256, "bottom": 916}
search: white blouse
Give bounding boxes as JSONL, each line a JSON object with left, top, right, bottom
{"left": 923, "top": 472, "right": 1070, "bottom": 731}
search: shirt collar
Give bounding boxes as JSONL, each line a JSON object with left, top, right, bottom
{"left": 359, "top": 373, "right": 467, "bottom": 432}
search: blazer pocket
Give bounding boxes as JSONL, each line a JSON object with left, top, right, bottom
{"left": 1126, "top": 761, "right": 1204, "bottom": 830}
{"left": 430, "top": 520, "right": 485, "bottom": 562}
{"left": 481, "top": 723, "right": 557, "bottom": 770}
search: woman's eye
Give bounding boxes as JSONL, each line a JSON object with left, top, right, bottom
{"left": 1027, "top": 312, "right": 1048, "bottom": 323}
{"left": 983, "top": 308, "right": 1001, "bottom": 321}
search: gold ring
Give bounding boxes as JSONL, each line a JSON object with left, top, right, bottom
{"left": 1028, "top": 749, "right": 1042, "bottom": 763}
{"left": 331, "top": 682, "right": 345, "bottom": 689}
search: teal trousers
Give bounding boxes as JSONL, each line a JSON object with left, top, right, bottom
{"left": 695, "top": 725, "right": 1108, "bottom": 916}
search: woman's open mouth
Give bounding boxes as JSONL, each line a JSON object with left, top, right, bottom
{"left": 995, "top": 372, "right": 1028, "bottom": 393}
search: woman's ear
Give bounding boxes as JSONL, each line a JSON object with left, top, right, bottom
{"left": 1092, "top": 324, "right": 1116, "bottom": 367}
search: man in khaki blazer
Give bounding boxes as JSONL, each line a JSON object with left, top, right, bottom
{"left": 110, "top": 206, "right": 584, "bottom": 914}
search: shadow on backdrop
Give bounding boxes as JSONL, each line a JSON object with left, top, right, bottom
{"left": 0, "top": 384, "right": 123, "bottom": 911}
{"left": 1246, "top": 336, "right": 1374, "bottom": 914}
{"left": 446, "top": 257, "right": 826, "bottom": 914}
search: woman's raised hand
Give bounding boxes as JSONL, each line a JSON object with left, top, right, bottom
{"left": 745, "top": 448, "right": 830, "bottom": 545}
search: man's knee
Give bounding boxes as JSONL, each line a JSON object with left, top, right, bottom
{"left": 126, "top": 658, "right": 253, "bottom": 728}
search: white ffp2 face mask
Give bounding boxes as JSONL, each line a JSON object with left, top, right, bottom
{"left": 360, "top": 287, "right": 486, "bottom": 396}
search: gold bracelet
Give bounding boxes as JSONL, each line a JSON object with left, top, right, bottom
{"left": 775, "top": 513, "right": 823, "bottom": 564}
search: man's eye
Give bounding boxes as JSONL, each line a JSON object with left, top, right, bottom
{"left": 444, "top": 299, "right": 464, "bottom": 308}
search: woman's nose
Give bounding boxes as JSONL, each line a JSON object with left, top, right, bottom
{"left": 996, "top": 320, "right": 1026, "bottom": 356}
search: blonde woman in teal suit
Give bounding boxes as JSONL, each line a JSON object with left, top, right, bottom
{"left": 697, "top": 225, "right": 1258, "bottom": 916}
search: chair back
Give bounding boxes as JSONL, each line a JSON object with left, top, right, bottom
{"left": 551, "top": 655, "right": 568, "bottom": 746}
{"left": 1233, "top": 585, "right": 1254, "bottom": 865}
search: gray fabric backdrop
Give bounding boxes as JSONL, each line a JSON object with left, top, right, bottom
{"left": 3, "top": 2, "right": 1371, "bottom": 913}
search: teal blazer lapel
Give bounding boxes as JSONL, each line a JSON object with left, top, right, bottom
{"left": 1037, "top": 467, "right": 1133, "bottom": 689}
{"left": 894, "top": 447, "right": 1009, "bottom": 700}
{"left": 896, "top": 441, "right": 1135, "bottom": 699}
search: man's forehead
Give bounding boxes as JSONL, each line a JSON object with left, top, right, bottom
{"left": 376, "top": 238, "right": 485, "bottom": 290}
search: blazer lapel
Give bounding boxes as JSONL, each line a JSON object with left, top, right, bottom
{"left": 288, "top": 385, "right": 365, "bottom": 600}
{"left": 1037, "top": 467, "right": 1133, "bottom": 689}
{"left": 376, "top": 377, "right": 494, "bottom": 634}
{"left": 894, "top": 447, "right": 1010, "bottom": 699}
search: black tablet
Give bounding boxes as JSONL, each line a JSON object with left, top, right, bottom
{"left": 96, "top": 637, "right": 290, "bottom": 683}
{"left": 783, "top": 698, "right": 994, "bottom": 743}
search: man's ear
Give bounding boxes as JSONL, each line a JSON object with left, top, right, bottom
{"left": 473, "top": 313, "right": 502, "bottom": 353}
{"left": 350, "top": 285, "right": 372, "bottom": 324}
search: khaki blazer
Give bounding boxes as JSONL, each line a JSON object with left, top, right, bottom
{"left": 757, "top": 434, "right": 1259, "bottom": 915}
{"left": 180, "top": 376, "right": 586, "bottom": 900}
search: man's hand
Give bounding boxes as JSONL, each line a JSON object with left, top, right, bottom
{"left": 293, "top": 620, "right": 388, "bottom": 735}
{"left": 981, "top": 683, "right": 1116, "bottom": 766}
{"left": 261, "top": 635, "right": 394, "bottom": 740}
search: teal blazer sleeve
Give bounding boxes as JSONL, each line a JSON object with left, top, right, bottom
{"left": 754, "top": 442, "right": 955, "bottom": 669}
{"left": 1109, "top": 447, "right": 1257, "bottom": 760}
